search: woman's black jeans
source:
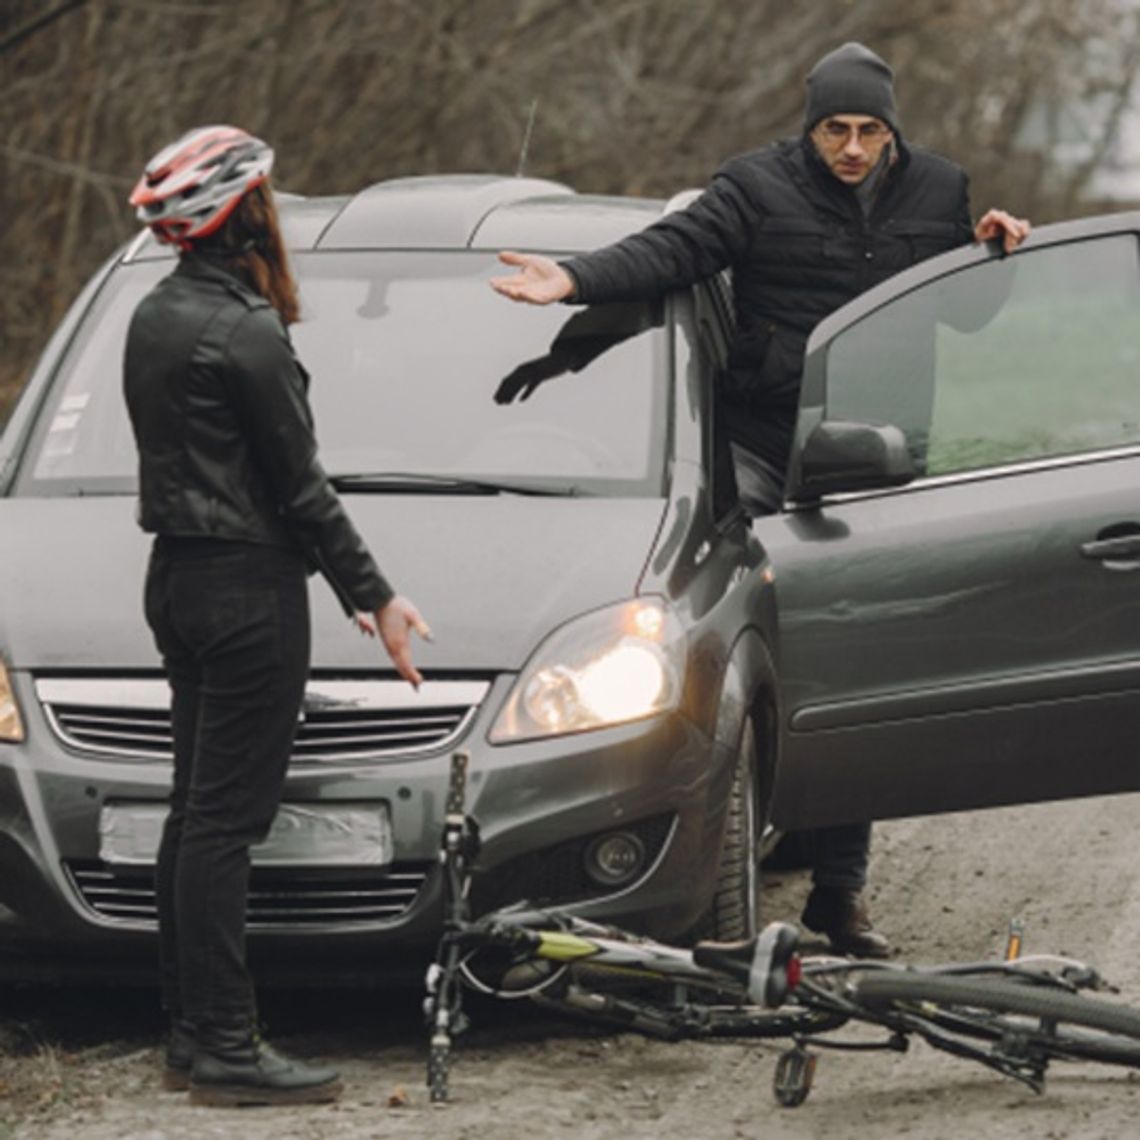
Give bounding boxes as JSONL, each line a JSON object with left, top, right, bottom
{"left": 144, "top": 536, "right": 310, "bottom": 1029}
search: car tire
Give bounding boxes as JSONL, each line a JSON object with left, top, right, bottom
{"left": 694, "top": 717, "right": 762, "bottom": 942}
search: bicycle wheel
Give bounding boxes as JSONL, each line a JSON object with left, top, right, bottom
{"left": 701, "top": 1004, "right": 849, "bottom": 1039}
{"left": 854, "top": 972, "right": 1140, "bottom": 1068}
{"left": 533, "top": 986, "right": 846, "bottom": 1041}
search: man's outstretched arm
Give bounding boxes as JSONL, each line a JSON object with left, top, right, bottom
{"left": 490, "top": 166, "right": 758, "bottom": 306}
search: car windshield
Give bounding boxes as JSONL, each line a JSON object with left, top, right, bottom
{"left": 16, "top": 251, "right": 669, "bottom": 497}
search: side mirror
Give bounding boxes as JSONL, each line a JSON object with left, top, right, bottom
{"left": 793, "top": 420, "right": 916, "bottom": 501}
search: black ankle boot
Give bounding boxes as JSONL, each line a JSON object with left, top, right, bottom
{"left": 189, "top": 1022, "right": 342, "bottom": 1107}
{"left": 163, "top": 1018, "right": 196, "bottom": 1092}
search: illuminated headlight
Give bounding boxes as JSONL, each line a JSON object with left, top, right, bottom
{"left": 490, "top": 597, "right": 685, "bottom": 743}
{"left": 0, "top": 657, "right": 24, "bottom": 743}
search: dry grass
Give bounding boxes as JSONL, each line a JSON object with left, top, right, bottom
{"left": 0, "top": 1026, "right": 108, "bottom": 1137}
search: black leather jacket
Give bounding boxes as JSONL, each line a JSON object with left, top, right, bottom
{"left": 563, "top": 135, "right": 973, "bottom": 472}
{"left": 123, "top": 253, "right": 393, "bottom": 616}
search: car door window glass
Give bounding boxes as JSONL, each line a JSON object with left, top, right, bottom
{"left": 824, "top": 235, "right": 1140, "bottom": 476}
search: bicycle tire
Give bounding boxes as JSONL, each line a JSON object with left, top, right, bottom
{"left": 560, "top": 957, "right": 846, "bottom": 1040}
{"left": 701, "top": 1004, "right": 849, "bottom": 1039}
{"left": 532, "top": 988, "right": 846, "bottom": 1041}
{"left": 854, "top": 972, "right": 1140, "bottom": 1067}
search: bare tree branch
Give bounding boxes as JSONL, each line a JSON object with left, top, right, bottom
{"left": 0, "top": 0, "right": 88, "bottom": 55}
{"left": 0, "top": 143, "right": 134, "bottom": 187}
{"left": 2, "top": 0, "right": 1137, "bottom": 420}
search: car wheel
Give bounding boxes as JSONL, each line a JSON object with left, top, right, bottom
{"left": 694, "top": 717, "right": 762, "bottom": 942}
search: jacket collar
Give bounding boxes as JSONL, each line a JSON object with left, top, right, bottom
{"left": 174, "top": 250, "right": 261, "bottom": 304}
{"left": 790, "top": 131, "right": 911, "bottom": 217}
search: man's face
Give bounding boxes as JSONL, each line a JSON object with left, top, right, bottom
{"left": 810, "top": 114, "right": 893, "bottom": 185}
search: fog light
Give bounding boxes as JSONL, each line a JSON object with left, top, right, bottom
{"left": 584, "top": 831, "right": 646, "bottom": 887}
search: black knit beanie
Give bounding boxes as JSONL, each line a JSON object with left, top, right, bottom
{"left": 803, "top": 42, "right": 899, "bottom": 132}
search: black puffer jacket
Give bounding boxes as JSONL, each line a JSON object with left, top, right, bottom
{"left": 563, "top": 135, "right": 974, "bottom": 471}
{"left": 123, "top": 253, "right": 393, "bottom": 615}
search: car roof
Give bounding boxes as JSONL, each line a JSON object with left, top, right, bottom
{"left": 124, "top": 174, "right": 677, "bottom": 262}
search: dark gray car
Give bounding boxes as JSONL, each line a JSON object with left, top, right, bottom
{"left": 0, "top": 177, "right": 774, "bottom": 982}
{"left": 0, "top": 177, "right": 1137, "bottom": 983}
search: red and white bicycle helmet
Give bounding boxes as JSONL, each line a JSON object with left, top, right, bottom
{"left": 129, "top": 125, "right": 274, "bottom": 247}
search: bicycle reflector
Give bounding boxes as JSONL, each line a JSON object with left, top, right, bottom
{"left": 749, "top": 921, "right": 801, "bottom": 1008}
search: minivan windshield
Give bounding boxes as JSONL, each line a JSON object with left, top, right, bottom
{"left": 18, "top": 251, "right": 668, "bottom": 497}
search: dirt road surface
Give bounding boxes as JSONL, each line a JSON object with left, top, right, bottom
{"left": 4, "top": 792, "right": 1140, "bottom": 1140}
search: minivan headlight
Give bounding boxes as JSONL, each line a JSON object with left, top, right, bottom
{"left": 0, "top": 657, "right": 24, "bottom": 743}
{"left": 490, "top": 597, "right": 685, "bottom": 743}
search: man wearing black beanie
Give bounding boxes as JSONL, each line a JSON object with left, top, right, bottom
{"left": 804, "top": 41, "right": 901, "bottom": 136}
{"left": 490, "top": 42, "right": 1029, "bottom": 958}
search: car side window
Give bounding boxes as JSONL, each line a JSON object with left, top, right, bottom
{"left": 822, "top": 234, "right": 1140, "bottom": 477}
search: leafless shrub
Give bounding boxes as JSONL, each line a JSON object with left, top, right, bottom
{"left": 1, "top": 0, "right": 1136, "bottom": 416}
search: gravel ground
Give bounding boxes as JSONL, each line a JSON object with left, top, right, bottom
{"left": 4, "top": 791, "right": 1140, "bottom": 1140}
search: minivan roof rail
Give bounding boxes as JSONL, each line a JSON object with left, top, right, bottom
{"left": 317, "top": 174, "right": 574, "bottom": 251}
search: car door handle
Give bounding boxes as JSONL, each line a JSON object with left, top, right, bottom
{"left": 1080, "top": 534, "right": 1140, "bottom": 561}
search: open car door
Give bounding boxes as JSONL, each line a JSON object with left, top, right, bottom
{"left": 760, "top": 212, "right": 1140, "bottom": 829}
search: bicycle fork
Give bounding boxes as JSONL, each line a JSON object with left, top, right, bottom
{"left": 425, "top": 750, "right": 476, "bottom": 1103}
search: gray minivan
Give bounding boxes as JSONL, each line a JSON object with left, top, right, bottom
{"left": 1, "top": 176, "right": 1137, "bottom": 982}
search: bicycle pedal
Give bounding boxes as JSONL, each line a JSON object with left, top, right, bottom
{"left": 773, "top": 1045, "right": 817, "bottom": 1108}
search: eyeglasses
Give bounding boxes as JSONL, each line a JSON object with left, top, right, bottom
{"left": 816, "top": 120, "right": 892, "bottom": 145}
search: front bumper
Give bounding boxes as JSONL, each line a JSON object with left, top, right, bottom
{"left": 0, "top": 670, "right": 734, "bottom": 983}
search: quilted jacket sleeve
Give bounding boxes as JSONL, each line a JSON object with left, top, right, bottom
{"left": 562, "top": 167, "right": 759, "bottom": 303}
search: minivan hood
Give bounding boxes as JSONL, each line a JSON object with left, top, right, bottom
{"left": 0, "top": 496, "right": 666, "bottom": 672}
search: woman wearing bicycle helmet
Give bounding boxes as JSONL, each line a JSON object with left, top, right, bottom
{"left": 124, "top": 125, "right": 430, "bottom": 1107}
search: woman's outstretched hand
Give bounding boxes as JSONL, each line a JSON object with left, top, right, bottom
{"left": 355, "top": 595, "right": 432, "bottom": 689}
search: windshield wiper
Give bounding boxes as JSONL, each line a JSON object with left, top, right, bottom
{"left": 329, "top": 472, "right": 582, "bottom": 497}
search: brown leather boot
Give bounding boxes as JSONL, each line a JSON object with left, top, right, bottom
{"left": 801, "top": 887, "right": 891, "bottom": 959}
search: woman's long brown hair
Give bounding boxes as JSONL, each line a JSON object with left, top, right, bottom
{"left": 201, "top": 181, "right": 300, "bottom": 325}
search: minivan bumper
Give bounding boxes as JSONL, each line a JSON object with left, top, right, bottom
{"left": 0, "top": 670, "right": 733, "bottom": 984}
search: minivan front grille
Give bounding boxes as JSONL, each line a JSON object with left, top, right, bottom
{"left": 36, "top": 677, "right": 490, "bottom": 763}
{"left": 65, "top": 861, "right": 429, "bottom": 928}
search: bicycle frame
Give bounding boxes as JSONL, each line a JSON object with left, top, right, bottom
{"left": 424, "top": 749, "right": 1140, "bottom": 1107}
{"left": 424, "top": 749, "right": 809, "bottom": 1098}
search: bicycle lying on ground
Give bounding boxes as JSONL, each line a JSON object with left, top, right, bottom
{"left": 424, "top": 750, "right": 1140, "bottom": 1106}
